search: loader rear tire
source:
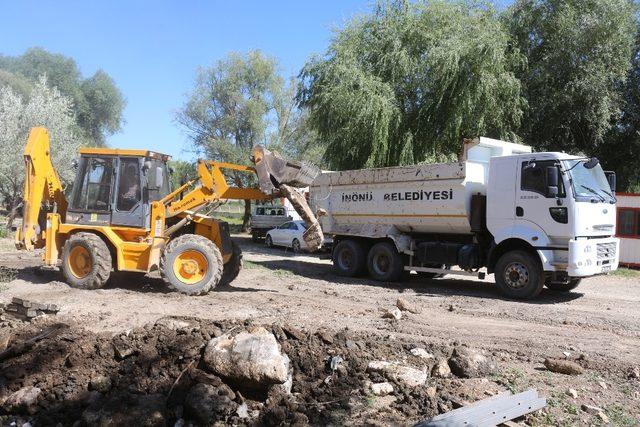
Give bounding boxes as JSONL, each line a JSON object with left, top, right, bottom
{"left": 62, "top": 232, "right": 112, "bottom": 290}
{"left": 220, "top": 241, "right": 242, "bottom": 286}
{"left": 367, "top": 241, "right": 404, "bottom": 282}
{"left": 332, "top": 239, "right": 367, "bottom": 277}
{"left": 160, "top": 234, "right": 223, "bottom": 295}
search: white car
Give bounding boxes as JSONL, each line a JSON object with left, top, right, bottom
{"left": 265, "top": 220, "right": 309, "bottom": 252}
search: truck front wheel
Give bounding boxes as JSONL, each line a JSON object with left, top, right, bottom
{"left": 367, "top": 242, "right": 404, "bottom": 282}
{"left": 332, "top": 239, "right": 367, "bottom": 277}
{"left": 545, "top": 278, "right": 582, "bottom": 292}
{"left": 495, "top": 250, "right": 544, "bottom": 299}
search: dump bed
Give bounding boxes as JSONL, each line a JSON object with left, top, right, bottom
{"left": 309, "top": 137, "right": 531, "bottom": 239}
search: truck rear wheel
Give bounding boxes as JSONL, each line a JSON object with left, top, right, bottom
{"left": 367, "top": 242, "right": 404, "bottom": 282}
{"left": 61, "top": 232, "right": 112, "bottom": 290}
{"left": 332, "top": 239, "right": 367, "bottom": 277}
{"left": 546, "top": 278, "right": 582, "bottom": 292}
{"left": 495, "top": 250, "right": 544, "bottom": 299}
{"left": 220, "top": 241, "right": 242, "bottom": 286}
{"left": 160, "top": 234, "right": 223, "bottom": 295}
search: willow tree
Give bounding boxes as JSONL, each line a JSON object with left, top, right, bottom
{"left": 298, "top": 0, "right": 525, "bottom": 170}
{"left": 506, "top": 0, "right": 637, "bottom": 155}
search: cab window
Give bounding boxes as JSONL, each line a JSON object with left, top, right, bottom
{"left": 117, "top": 158, "right": 141, "bottom": 211}
{"left": 71, "top": 157, "right": 115, "bottom": 211}
{"left": 521, "top": 160, "right": 565, "bottom": 198}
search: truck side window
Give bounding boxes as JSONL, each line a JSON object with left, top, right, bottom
{"left": 117, "top": 158, "right": 141, "bottom": 211}
{"left": 521, "top": 161, "right": 565, "bottom": 198}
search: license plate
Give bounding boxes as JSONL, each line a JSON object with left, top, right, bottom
{"left": 602, "top": 265, "right": 611, "bottom": 273}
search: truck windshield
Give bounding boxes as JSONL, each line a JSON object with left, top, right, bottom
{"left": 564, "top": 160, "right": 614, "bottom": 203}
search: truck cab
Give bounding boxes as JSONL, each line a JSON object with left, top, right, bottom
{"left": 487, "top": 152, "right": 619, "bottom": 281}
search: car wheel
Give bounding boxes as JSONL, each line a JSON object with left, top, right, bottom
{"left": 265, "top": 234, "right": 274, "bottom": 248}
{"left": 292, "top": 238, "right": 301, "bottom": 253}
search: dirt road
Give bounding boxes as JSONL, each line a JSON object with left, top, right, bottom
{"left": 1, "top": 235, "right": 639, "bottom": 424}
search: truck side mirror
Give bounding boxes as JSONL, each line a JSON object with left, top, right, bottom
{"left": 605, "top": 171, "right": 616, "bottom": 192}
{"left": 546, "top": 166, "right": 559, "bottom": 198}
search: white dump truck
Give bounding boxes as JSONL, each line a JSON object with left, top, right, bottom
{"left": 310, "top": 137, "right": 619, "bottom": 299}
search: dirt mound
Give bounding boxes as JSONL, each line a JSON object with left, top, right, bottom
{"left": 0, "top": 318, "right": 496, "bottom": 426}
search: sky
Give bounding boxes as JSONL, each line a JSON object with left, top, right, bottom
{"left": 1, "top": 0, "right": 509, "bottom": 161}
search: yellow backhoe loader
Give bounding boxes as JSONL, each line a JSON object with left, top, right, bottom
{"left": 15, "top": 127, "right": 323, "bottom": 295}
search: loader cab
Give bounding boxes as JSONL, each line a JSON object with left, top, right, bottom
{"left": 66, "top": 148, "right": 171, "bottom": 229}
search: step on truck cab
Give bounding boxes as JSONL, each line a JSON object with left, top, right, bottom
{"left": 310, "top": 137, "right": 619, "bottom": 299}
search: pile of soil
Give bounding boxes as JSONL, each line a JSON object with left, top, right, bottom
{"left": 0, "top": 317, "right": 490, "bottom": 426}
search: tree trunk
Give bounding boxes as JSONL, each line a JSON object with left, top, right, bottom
{"left": 242, "top": 199, "right": 251, "bottom": 232}
{"left": 6, "top": 200, "right": 22, "bottom": 230}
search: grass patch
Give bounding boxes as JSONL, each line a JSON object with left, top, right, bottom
{"left": 243, "top": 260, "right": 266, "bottom": 270}
{"left": 605, "top": 404, "right": 638, "bottom": 426}
{"left": 491, "top": 367, "right": 529, "bottom": 394}
{"left": 0, "top": 266, "right": 17, "bottom": 283}
{"left": 611, "top": 268, "right": 640, "bottom": 278}
{"left": 0, "top": 225, "right": 7, "bottom": 238}
{"left": 273, "top": 269, "right": 294, "bottom": 278}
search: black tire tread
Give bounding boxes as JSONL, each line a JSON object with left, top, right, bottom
{"left": 332, "top": 239, "right": 367, "bottom": 277}
{"left": 220, "top": 241, "right": 242, "bottom": 286}
{"left": 160, "top": 234, "right": 223, "bottom": 295}
{"left": 62, "top": 232, "right": 112, "bottom": 290}
{"left": 495, "top": 250, "right": 545, "bottom": 299}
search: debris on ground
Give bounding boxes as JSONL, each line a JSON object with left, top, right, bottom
{"left": 0, "top": 318, "right": 496, "bottom": 425}
{"left": 543, "top": 358, "right": 584, "bottom": 375}
{"left": 381, "top": 307, "right": 402, "bottom": 320}
{"left": 396, "top": 298, "right": 420, "bottom": 314}
{"left": 4, "top": 297, "right": 59, "bottom": 321}
{"left": 448, "top": 347, "right": 497, "bottom": 378}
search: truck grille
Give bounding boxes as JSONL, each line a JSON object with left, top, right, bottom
{"left": 597, "top": 242, "right": 616, "bottom": 260}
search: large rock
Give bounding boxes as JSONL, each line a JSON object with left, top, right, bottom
{"left": 184, "top": 383, "right": 237, "bottom": 424}
{"left": 2, "top": 386, "right": 41, "bottom": 414}
{"left": 544, "top": 358, "right": 584, "bottom": 375}
{"left": 203, "top": 327, "right": 291, "bottom": 390}
{"left": 448, "top": 347, "right": 497, "bottom": 378}
{"left": 367, "top": 361, "right": 428, "bottom": 387}
{"left": 431, "top": 358, "right": 452, "bottom": 378}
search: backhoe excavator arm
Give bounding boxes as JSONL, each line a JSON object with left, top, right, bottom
{"left": 15, "top": 127, "right": 68, "bottom": 250}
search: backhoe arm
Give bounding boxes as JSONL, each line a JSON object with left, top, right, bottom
{"left": 16, "top": 127, "right": 68, "bottom": 250}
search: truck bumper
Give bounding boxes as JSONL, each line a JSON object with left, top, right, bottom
{"left": 567, "top": 237, "right": 619, "bottom": 277}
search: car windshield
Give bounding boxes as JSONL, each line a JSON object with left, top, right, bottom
{"left": 564, "top": 160, "right": 614, "bottom": 203}
{"left": 298, "top": 222, "right": 308, "bottom": 230}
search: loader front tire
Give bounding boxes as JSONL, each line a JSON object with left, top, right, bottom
{"left": 220, "top": 241, "right": 242, "bottom": 286}
{"left": 62, "top": 232, "right": 112, "bottom": 290}
{"left": 160, "top": 234, "right": 223, "bottom": 295}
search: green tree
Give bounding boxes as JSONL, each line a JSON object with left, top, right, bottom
{"left": 506, "top": 0, "right": 637, "bottom": 155}
{"left": 0, "top": 47, "right": 125, "bottom": 146}
{"left": 0, "top": 76, "right": 80, "bottom": 227}
{"left": 167, "top": 159, "right": 196, "bottom": 190}
{"left": 177, "top": 50, "right": 318, "bottom": 229}
{"left": 298, "top": 0, "right": 524, "bottom": 170}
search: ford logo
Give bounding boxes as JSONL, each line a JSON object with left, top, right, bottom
{"left": 603, "top": 209, "right": 608, "bottom": 214}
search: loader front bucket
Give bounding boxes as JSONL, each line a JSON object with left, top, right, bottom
{"left": 251, "top": 146, "right": 324, "bottom": 251}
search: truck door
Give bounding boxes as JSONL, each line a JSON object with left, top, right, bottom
{"left": 516, "top": 159, "right": 569, "bottom": 239}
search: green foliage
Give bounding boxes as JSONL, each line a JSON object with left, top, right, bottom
{"left": 0, "top": 224, "right": 7, "bottom": 238}
{"left": 0, "top": 47, "right": 125, "bottom": 146}
{"left": 167, "top": 160, "right": 196, "bottom": 190}
{"left": 299, "top": 0, "right": 524, "bottom": 169}
{"left": 507, "top": 0, "right": 637, "bottom": 155}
